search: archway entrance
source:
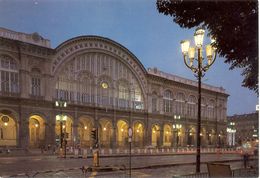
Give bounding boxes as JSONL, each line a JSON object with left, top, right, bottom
{"left": 163, "top": 124, "right": 172, "bottom": 147}
{"left": 151, "top": 125, "right": 160, "bottom": 147}
{"left": 0, "top": 114, "right": 17, "bottom": 146}
{"left": 117, "top": 120, "right": 129, "bottom": 148}
{"left": 29, "top": 115, "right": 45, "bottom": 148}
{"left": 187, "top": 127, "right": 195, "bottom": 146}
{"left": 99, "top": 118, "right": 113, "bottom": 148}
{"left": 78, "top": 116, "right": 94, "bottom": 148}
{"left": 133, "top": 122, "right": 144, "bottom": 148}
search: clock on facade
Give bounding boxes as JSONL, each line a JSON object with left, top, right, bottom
{"left": 101, "top": 82, "right": 108, "bottom": 89}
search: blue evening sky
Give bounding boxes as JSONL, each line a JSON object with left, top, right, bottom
{"left": 0, "top": 0, "right": 258, "bottom": 115}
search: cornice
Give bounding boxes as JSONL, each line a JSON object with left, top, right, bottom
{"left": 147, "top": 73, "right": 229, "bottom": 97}
{"left": 0, "top": 37, "right": 54, "bottom": 59}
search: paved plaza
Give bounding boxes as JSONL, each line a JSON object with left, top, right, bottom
{"left": 0, "top": 152, "right": 258, "bottom": 177}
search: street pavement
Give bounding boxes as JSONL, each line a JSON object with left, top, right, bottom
{"left": 0, "top": 153, "right": 258, "bottom": 177}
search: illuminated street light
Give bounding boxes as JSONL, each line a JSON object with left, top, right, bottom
{"left": 180, "top": 27, "right": 217, "bottom": 173}
{"left": 55, "top": 99, "right": 68, "bottom": 158}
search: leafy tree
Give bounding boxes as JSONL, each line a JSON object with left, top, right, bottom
{"left": 157, "top": 0, "right": 258, "bottom": 94}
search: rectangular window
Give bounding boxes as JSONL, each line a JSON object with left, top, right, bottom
{"left": 1, "top": 71, "right": 9, "bottom": 92}
{"left": 164, "top": 99, "right": 172, "bottom": 113}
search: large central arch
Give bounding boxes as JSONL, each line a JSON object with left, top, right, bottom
{"left": 52, "top": 36, "right": 148, "bottom": 110}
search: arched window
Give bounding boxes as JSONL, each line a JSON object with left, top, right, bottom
{"left": 54, "top": 53, "right": 145, "bottom": 110}
{"left": 208, "top": 99, "right": 215, "bottom": 119}
{"left": 163, "top": 90, "right": 173, "bottom": 113}
{"left": 187, "top": 95, "right": 196, "bottom": 117}
{"left": 175, "top": 93, "right": 185, "bottom": 115}
{"left": 31, "top": 68, "right": 41, "bottom": 96}
{"left": 0, "top": 55, "right": 19, "bottom": 93}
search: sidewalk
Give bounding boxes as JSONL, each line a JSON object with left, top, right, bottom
{"left": 0, "top": 147, "right": 244, "bottom": 158}
{"left": 7, "top": 158, "right": 258, "bottom": 178}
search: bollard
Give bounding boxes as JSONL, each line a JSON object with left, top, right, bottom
{"left": 101, "top": 149, "right": 104, "bottom": 155}
{"left": 93, "top": 149, "right": 99, "bottom": 167}
{"left": 83, "top": 149, "right": 88, "bottom": 159}
{"left": 74, "top": 149, "right": 79, "bottom": 158}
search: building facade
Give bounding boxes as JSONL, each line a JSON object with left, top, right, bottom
{"left": 0, "top": 28, "right": 228, "bottom": 150}
{"left": 227, "top": 112, "right": 259, "bottom": 147}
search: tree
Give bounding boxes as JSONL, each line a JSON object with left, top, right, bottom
{"left": 157, "top": 0, "right": 258, "bottom": 94}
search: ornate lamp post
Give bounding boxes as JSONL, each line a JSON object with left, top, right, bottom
{"left": 180, "top": 27, "right": 217, "bottom": 173}
{"left": 173, "top": 123, "right": 182, "bottom": 148}
{"left": 55, "top": 100, "right": 67, "bottom": 158}
{"left": 173, "top": 115, "right": 181, "bottom": 148}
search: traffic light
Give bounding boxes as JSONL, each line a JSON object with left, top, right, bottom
{"left": 91, "top": 128, "right": 99, "bottom": 148}
{"left": 91, "top": 128, "right": 97, "bottom": 141}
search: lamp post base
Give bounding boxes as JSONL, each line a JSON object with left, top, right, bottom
{"left": 59, "top": 148, "right": 64, "bottom": 158}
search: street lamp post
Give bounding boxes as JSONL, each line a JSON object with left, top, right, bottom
{"left": 128, "top": 127, "right": 133, "bottom": 178}
{"left": 55, "top": 100, "right": 67, "bottom": 158}
{"left": 173, "top": 124, "right": 182, "bottom": 148}
{"left": 180, "top": 27, "right": 217, "bottom": 173}
{"left": 173, "top": 115, "right": 181, "bottom": 148}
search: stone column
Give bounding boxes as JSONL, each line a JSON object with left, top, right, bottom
{"left": 146, "top": 122, "right": 152, "bottom": 147}
{"left": 47, "top": 110, "right": 59, "bottom": 150}
{"left": 72, "top": 122, "right": 79, "bottom": 148}
{"left": 142, "top": 114, "right": 149, "bottom": 147}
{"left": 18, "top": 109, "right": 29, "bottom": 149}
{"left": 159, "top": 128, "right": 164, "bottom": 147}
{"left": 184, "top": 129, "right": 188, "bottom": 147}
{"left": 111, "top": 120, "right": 117, "bottom": 149}
{"left": 111, "top": 111, "right": 117, "bottom": 149}
{"left": 45, "top": 112, "right": 56, "bottom": 147}
{"left": 72, "top": 108, "right": 79, "bottom": 148}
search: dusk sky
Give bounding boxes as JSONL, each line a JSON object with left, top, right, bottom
{"left": 0, "top": 0, "right": 258, "bottom": 115}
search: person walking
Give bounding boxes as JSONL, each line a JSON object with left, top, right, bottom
{"left": 243, "top": 153, "right": 249, "bottom": 168}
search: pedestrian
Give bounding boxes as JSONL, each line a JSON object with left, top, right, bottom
{"left": 243, "top": 153, "right": 249, "bottom": 168}
{"left": 52, "top": 146, "right": 56, "bottom": 154}
{"left": 41, "top": 146, "right": 44, "bottom": 154}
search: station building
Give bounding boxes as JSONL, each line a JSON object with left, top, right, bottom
{"left": 227, "top": 112, "right": 259, "bottom": 146}
{"left": 0, "top": 27, "right": 228, "bottom": 150}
